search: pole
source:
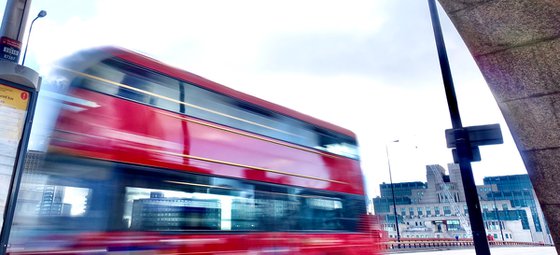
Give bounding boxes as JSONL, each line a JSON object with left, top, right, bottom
{"left": 427, "top": 0, "right": 491, "bottom": 254}
{"left": 0, "top": 0, "right": 33, "bottom": 63}
{"left": 21, "top": 10, "right": 45, "bottom": 66}
{"left": 386, "top": 144, "right": 401, "bottom": 245}
{"left": 21, "top": 15, "right": 38, "bottom": 66}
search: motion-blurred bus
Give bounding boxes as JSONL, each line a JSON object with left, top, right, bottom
{"left": 8, "top": 47, "right": 382, "bottom": 254}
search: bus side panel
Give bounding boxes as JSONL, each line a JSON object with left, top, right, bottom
{"left": 52, "top": 88, "right": 364, "bottom": 195}
{"left": 9, "top": 233, "right": 381, "bottom": 254}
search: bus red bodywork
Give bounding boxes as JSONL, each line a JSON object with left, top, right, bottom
{"left": 8, "top": 47, "right": 382, "bottom": 254}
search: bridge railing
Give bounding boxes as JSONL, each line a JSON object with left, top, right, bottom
{"left": 380, "top": 239, "right": 553, "bottom": 250}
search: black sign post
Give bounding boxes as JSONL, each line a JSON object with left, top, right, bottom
{"left": 427, "top": 1, "right": 504, "bottom": 254}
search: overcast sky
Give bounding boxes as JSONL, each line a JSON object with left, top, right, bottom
{"left": 10, "top": 0, "right": 527, "bottom": 199}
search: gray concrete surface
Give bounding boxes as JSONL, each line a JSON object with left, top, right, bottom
{"left": 436, "top": 0, "right": 560, "bottom": 253}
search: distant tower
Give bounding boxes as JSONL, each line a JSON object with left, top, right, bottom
{"left": 448, "top": 163, "right": 466, "bottom": 202}
{"left": 423, "top": 164, "right": 445, "bottom": 203}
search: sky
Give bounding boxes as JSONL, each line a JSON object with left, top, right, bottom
{"left": 5, "top": 0, "right": 528, "bottom": 199}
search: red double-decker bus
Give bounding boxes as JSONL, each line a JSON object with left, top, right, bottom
{"left": 8, "top": 47, "right": 381, "bottom": 254}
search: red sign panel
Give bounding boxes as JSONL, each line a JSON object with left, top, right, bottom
{"left": 0, "top": 36, "right": 21, "bottom": 62}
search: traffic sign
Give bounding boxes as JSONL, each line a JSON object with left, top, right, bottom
{"left": 445, "top": 124, "right": 503, "bottom": 148}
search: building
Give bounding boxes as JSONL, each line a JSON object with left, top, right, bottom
{"left": 16, "top": 150, "right": 47, "bottom": 216}
{"left": 18, "top": 150, "right": 74, "bottom": 217}
{"left": 373, "top": 182, "right": 425, "bottom": 214}
{"left": 1, "top": 150, "right": 46, "bottom": 228}
{"left": 38, "top": 185, "right": 72, "bottom": 216}
{"left": 373, "top": 164, "right": 552, "bottom": 243}
{"left": 482, "top": 174, "right": 552, "bottom": 243}
{"left": 130, "top": 192, "right": 222, "bottom": 231}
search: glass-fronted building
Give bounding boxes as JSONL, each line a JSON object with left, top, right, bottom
{"left": 483, "top": 174, "right": 544, "bottom": 232}
{"left": 374, "top": 166, "right": 551, "bottom": 242}
{"left": 373, "top": 182, "right": 426, "bottom": 214}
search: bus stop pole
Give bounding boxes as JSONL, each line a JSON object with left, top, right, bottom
{"left": 427, "top": 0, "right": 491, "bottom": 254}
{"left": 0, "top": 0, "right": 32, "bottom": 63}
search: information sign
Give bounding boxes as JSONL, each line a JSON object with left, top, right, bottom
{"left": 0, "top": 83, "right": 29, "bottom": 229}
{"left": 0, "top": 37, "right": 21, "bottom": 62}
{"left": 0, "top": 54, "right": 41, "bottom": 255}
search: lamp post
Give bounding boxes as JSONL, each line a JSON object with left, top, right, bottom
{"left": 386, "top": 140, "right": 400, "bottom": 244}
{"left": 21, "top": 10, "right": 46, "bottom": 66}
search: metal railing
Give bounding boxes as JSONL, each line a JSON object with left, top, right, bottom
{"left": 381, "top": 240, "right": 553, "bottom": 251}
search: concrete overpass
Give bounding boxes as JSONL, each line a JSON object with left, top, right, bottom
{"left": 436, "top": 0, "right": 560, "bottom": 253}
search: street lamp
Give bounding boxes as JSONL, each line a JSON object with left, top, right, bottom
{"left": 21, "top": 10, "right": 46, "bottom": 66}
{"left": 386, "top": 140, "right": 401, "bottom": 244}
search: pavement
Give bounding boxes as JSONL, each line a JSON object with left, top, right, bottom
{"left": 388, "top": 247, "right": 558, "bottom": 255}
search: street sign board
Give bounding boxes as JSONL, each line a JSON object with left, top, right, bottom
{"left": 0, "top": 62, "right": 39, "bottom": 254}
{"left": 0, "top": 83, "right": 30, "bottom": 229}
{"left": 452, "top": 147, "right": 481, "bottom": 163}
{"left": 0, "top": 37, "right": 21, "bottom": 62}
{"left": 445, "top": 124, "right": 503, "bottom": 148}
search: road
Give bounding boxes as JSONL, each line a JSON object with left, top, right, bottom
{"left": 391, "top": 247, "right": 557, "bottom": 255}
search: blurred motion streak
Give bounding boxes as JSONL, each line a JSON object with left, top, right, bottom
{"left": 6, "top": 47, "right": 383, "bottom": 254}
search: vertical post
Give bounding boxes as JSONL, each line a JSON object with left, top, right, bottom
{"left": 427, "top": 0, "right": 491, "bottom": 254}
{"left": 0, "top": 0, "right": 33, "bottom": 63}
{"left": 21, "top": 13, "right": 37, "bottom": 66}
{"left": 21, "top": 10, "right": 46, "bottom": 66}
{"left": 386, "top": 144, "right": 401, "bottom": 245}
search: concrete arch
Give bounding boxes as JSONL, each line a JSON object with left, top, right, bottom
{"left": 437, "top": 0, "right": 560, "bottom": 251}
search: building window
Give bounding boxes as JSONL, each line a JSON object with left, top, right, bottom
{"left": 447, "top": 220, "right": 461, "bottom": 231}
{"left": 417, "top": 207, "right": 423, "bottom": 216}
{"left": 443, "top": 206, "right": 451, "bottom": 216}
{"left": 502, "top": 204, "right": 508, "bottom": 210}
{"left": 435, "top": 207, "right": 440, "bottom": 216}
{"left": 409, "top": 207, "right": 415, "bottom": 216}
{"left": 426, "top": 207, "right": 431, "bottom": 216}
{"left": 85, "top": 59, "right": 360, "bottom": 160}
